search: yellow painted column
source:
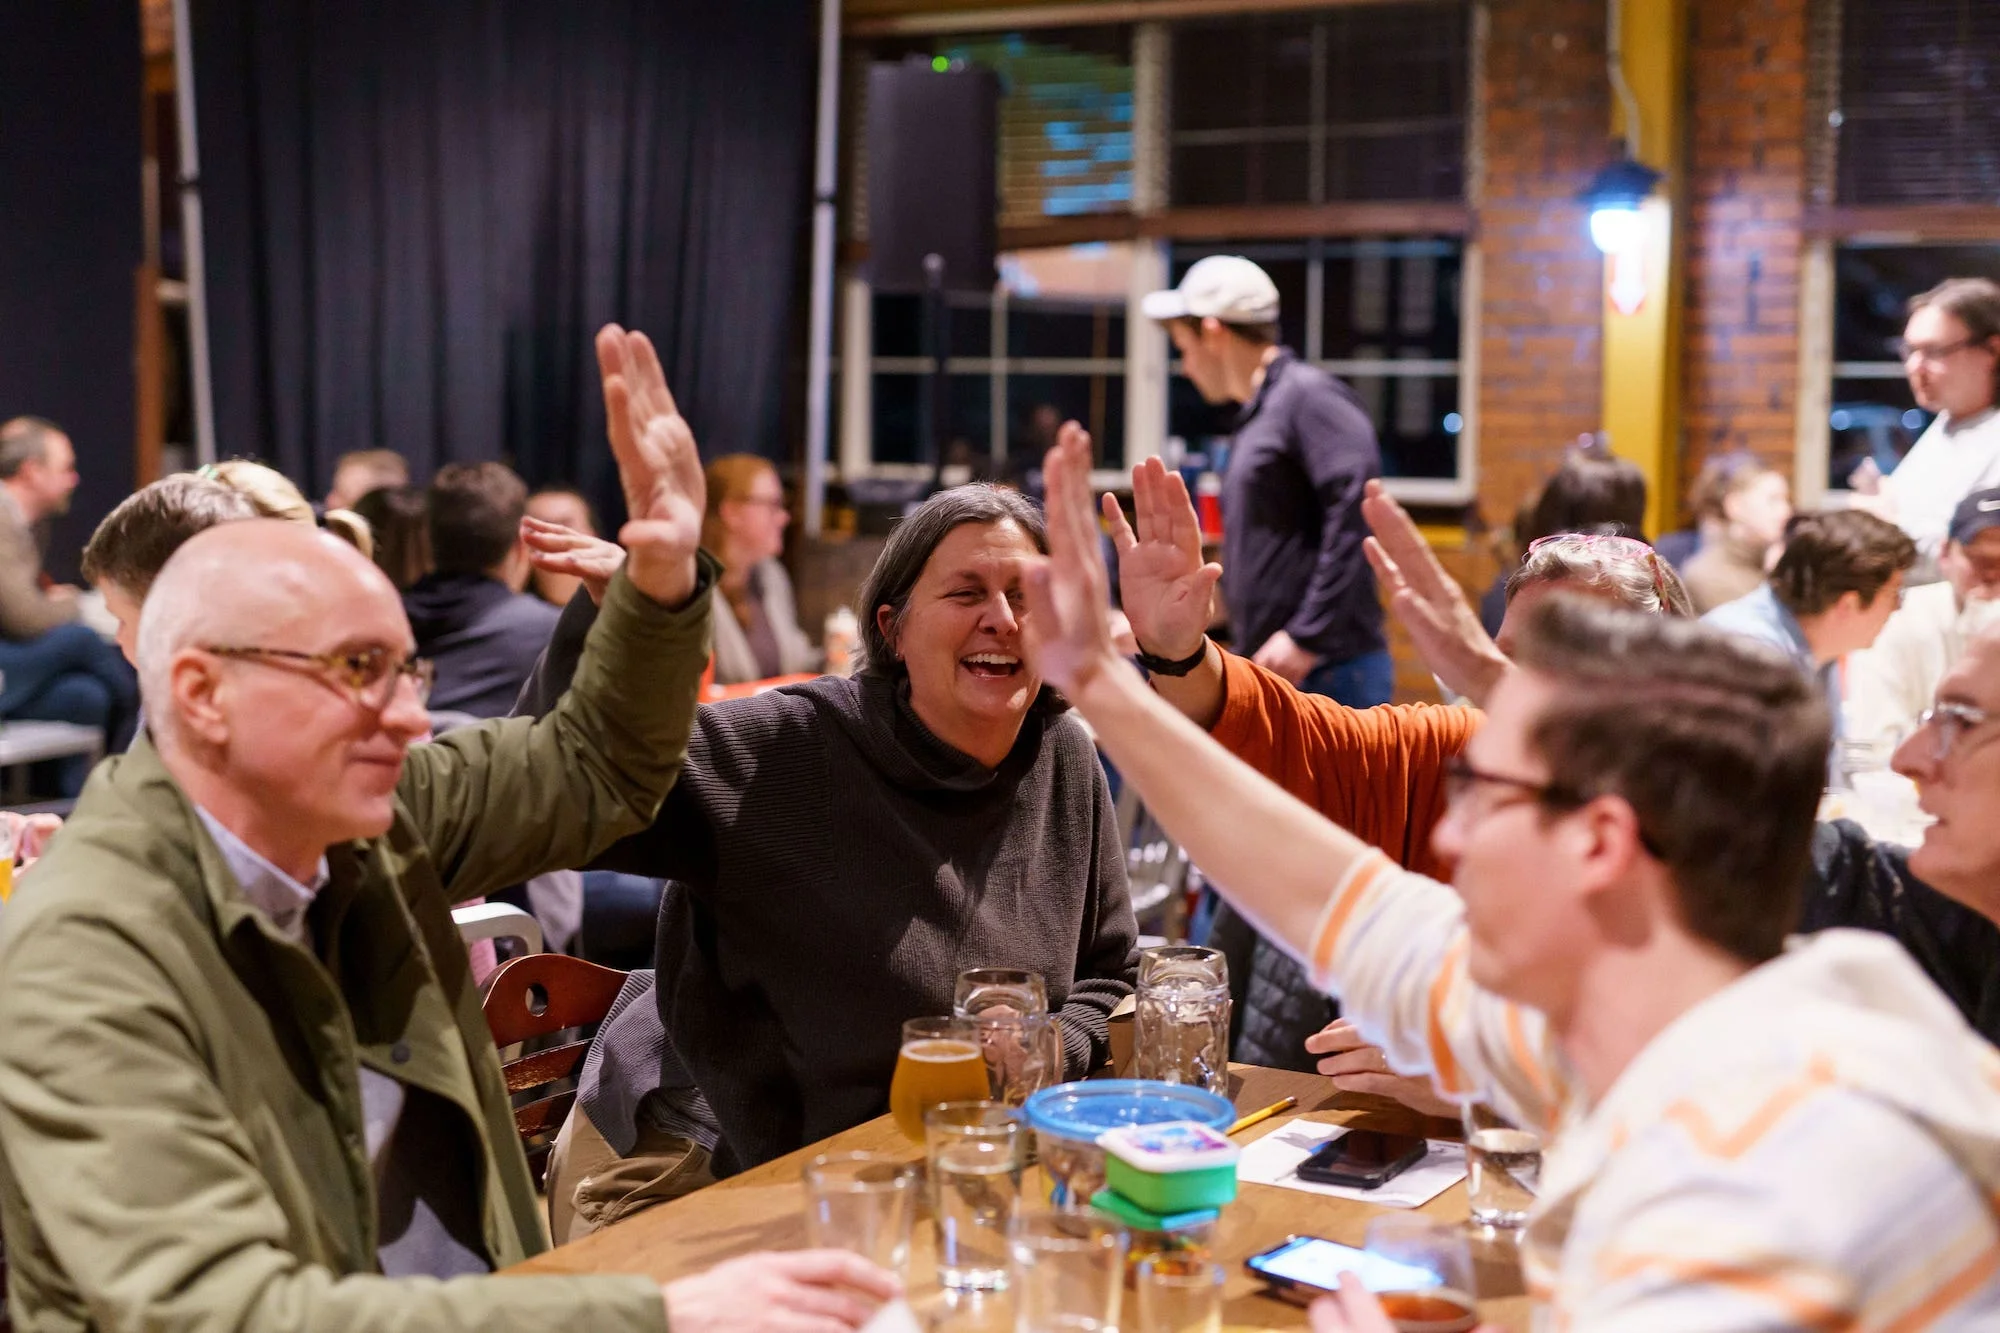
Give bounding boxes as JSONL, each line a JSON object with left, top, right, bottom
{"left": 1600, "top": 0, "right": 1687, "bottom": 540}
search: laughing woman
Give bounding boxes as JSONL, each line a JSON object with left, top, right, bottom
{"left": 521, "top": 460, "right": 1137, "bottom": 1240}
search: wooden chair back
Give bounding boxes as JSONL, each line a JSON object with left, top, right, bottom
{"left": 481, "top": 953, "right": 628, "bottom": 1187}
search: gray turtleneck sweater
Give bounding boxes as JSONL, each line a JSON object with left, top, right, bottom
{"left": 519, "top": 599, "right": 1138, "bottom": 1176}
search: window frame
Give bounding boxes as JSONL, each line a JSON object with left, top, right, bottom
{"left": 837, "top": 4, "right": 1481, "bottom": 503}
{"left": 1793, "top": 0, "right": 2000, "bottom": 504}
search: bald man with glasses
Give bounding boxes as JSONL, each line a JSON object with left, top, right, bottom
{"left": 0, "top": 327, "right": 896, "bottom": 1333}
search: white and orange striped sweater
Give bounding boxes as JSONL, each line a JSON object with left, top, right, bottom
{"left": 1306, "top": 851, "right": 2000, "bottom": 1331}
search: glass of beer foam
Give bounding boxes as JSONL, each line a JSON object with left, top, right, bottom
{"left": 889, "top": 1016, "right": 989, "bottom": 1143}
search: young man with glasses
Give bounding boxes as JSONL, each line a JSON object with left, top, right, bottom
{"left": 0, "top": 327, "right": 898, "bottom": 1333}
{"left": 1026, "top": 427, "right": 2000, "bottom": 1331}
{"left": 1852, "top": 277, "right": 2000, "bottom": 576}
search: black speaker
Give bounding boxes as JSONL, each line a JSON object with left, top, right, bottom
{"left": 865, "top": 60, "right": 999, "bottom": 295}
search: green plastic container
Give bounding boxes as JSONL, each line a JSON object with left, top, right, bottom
{"left": 1097, "top": 1120, "right": 1239, "bottom": 1214}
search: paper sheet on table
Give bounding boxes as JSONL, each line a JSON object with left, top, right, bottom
{"left": 1237, "top": 1120, "right": 1466, "bottom": 1208}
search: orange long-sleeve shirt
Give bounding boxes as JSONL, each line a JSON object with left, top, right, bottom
{"left": 1204, "top": 649, "right": 1481, "bottom": 878}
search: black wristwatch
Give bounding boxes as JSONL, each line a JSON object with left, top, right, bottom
{"left": 1135, "top": 639, "right": 1210, "bottom": 677}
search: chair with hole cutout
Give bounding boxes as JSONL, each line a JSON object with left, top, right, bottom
{"left": 481, "top": 953, "right": 627, "bottom": 1188}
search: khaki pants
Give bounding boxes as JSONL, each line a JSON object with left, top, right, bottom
{"left": 545, "top": 1101, "right": 718, "bottom": 1246}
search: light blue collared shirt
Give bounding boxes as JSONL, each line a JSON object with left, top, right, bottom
{"left": 192, "top": 808, "right": 327, "bottom": 948}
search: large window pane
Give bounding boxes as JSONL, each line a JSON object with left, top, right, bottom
{"left": 1829, "top": 381, "right": 1927, "bottom": 494}
{"left": 1170, "top": 140, "right": 1312, "bottom": 208}
{"left": 1834, "top": 244, "right": 2000, "bottom": 362}
{"left": 1168, "top": 3, "right": 1467, "bottom": 208}
{"left": 1829, "top": 242, "right": 2000, "bottom": 489}
{"left": 872, "top": 375, "right": 993, "bottom": 466}
{"left": 1321, "top": 238, "right": 1462, "bottom": 360}
{"left": 1165, "top": 238, "right": 1463, "bottom": 483}
{"left": 872, "top": 293, "right": 993, "bottom": 359}
{"left": 1170, "top": 17, "right": 1313, "bottom": 135}
{"left": 1009, "top": 373, "right": 1126, "bottom": 471}
{"left": 1837, "top": 0, "right": 2000, "bottom": 207}
{"left": 1009, "top": 300, "right": 1124, "bottom": 360}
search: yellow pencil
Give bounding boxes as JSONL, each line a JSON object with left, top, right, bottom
{"left": 1228, "top": 1095, "right": 1297, "bottom": 1135}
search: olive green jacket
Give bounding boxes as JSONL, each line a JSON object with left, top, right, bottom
{"left": 0, "top": 566, "right": 713, "bottom": 1332}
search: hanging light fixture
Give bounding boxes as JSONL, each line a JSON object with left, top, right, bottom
{"left": 1581, "top": 0, "right": 1661, "bottom": 255}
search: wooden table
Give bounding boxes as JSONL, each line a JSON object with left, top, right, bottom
{"left": 510, "top": 1065, "right": 1531, "bottom": 1330}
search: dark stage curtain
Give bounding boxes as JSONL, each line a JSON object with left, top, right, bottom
{"left": 192, "top": 0, "right": 814, "bottom": 522}
{"left": 0, "top": 0, "right": 143, "bottom": 582}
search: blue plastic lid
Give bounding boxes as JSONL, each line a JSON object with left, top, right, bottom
{"left": 1021, "top": 1080, "right": 1235, "bottom": 1143}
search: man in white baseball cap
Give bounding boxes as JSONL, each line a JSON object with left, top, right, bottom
{"left": 1141, "top": 254, "right": 1389, "bottom": 1085}
{"left": 1141, "top": 255, "right": 1386, "bottom": 705}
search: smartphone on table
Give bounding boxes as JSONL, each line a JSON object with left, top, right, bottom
{"left": 1245, "top": 1235, "right": 1442, "bottom": 1303}
{"left": 1294, "top": 1129, "right": 1430, "bottom": 1189}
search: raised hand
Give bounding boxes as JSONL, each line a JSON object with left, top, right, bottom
{"left": 1020, "top": 421, "right": 1130, "bottom": 698}
{"left": 521, "top": 515, "right": 627, "bottom": 606}
{"left": 595, "top": 324, "right": 706, "bottom": 607}
{"left": 1360, "top": 480, "right": 1511, "bottom": 707}
{"left": 1107, "top": 457, "right": 1222, "bottom": 661}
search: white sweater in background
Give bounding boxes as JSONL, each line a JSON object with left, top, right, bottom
{"left": 1305, "top": 852, "right": 2000, "bottom": 1331}
{"left": 1884, "top": 406, "right": 2000, "bottom": 571}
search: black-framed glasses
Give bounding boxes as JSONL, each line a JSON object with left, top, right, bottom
{"left": 201, "top": 644, "right": 434, "bottom": 710}
{"left": 1443, "top": 756, "right": 1664, "bottom": 857}
{"left": 1914, "top": 700, "right": 1996, "bottom": 765}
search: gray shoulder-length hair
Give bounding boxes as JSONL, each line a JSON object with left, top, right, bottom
{"left": 858, "top": 484, "right": 1048, "bottom": 679}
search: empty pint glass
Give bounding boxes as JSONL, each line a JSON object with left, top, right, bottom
{"left": 1134, "top": 946, "right": 1230, "bottom": 1094}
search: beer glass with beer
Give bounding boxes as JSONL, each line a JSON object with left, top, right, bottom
{"left": 889, "top": 1016, "right": 989, "bottom": 1143}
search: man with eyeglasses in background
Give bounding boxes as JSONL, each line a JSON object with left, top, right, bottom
{"left": 1852, "top": 277, "right": 2000, "bottom": 580}
{"left": 0, "top": 327, "right": 898, "bottom": 1333}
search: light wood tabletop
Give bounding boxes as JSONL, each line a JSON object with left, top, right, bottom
{"left": 509, "top": 1064, "right": 1532, "bottom": 1331}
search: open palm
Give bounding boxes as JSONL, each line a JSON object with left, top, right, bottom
{"left": 596, "top": 324, "right": 706, "bottom": 604}
{"left": 1107, "top": 457, "right": 1222, "bottom": 661}
{"left": 1020, "top": 423, "right": 1123, "bottom": 696}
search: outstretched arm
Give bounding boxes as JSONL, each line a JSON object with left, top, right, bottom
{"left": 399, "top": 325, "right": 713, "bottom": 897}
{"left": 1024, "top": 428, "right": 1564, "bottom": 1132}
{"left": 1024, "top": 427, "right": 1380, "bottom": 960}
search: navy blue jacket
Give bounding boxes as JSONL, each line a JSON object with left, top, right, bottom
{"left": 1221, "top": 349, "right": 1385, "bottom": 665}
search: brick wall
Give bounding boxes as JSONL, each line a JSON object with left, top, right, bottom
{"left": 1476, "top": 0, "right": 1612, "bottom": 529}
{"left": 1382, "top": 0, "right": 1613, "bottom": 702}
{"left": 1679, "top": 0, "right": 1812, "bottom": 503}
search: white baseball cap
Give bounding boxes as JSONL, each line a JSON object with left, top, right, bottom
{"left": 1140, "top": 255, "right": 1281, "bottom": 326}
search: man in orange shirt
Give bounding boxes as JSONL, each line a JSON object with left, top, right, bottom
{"left": 1108, "top": 457, "right": 1690, "bottom": 1104}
